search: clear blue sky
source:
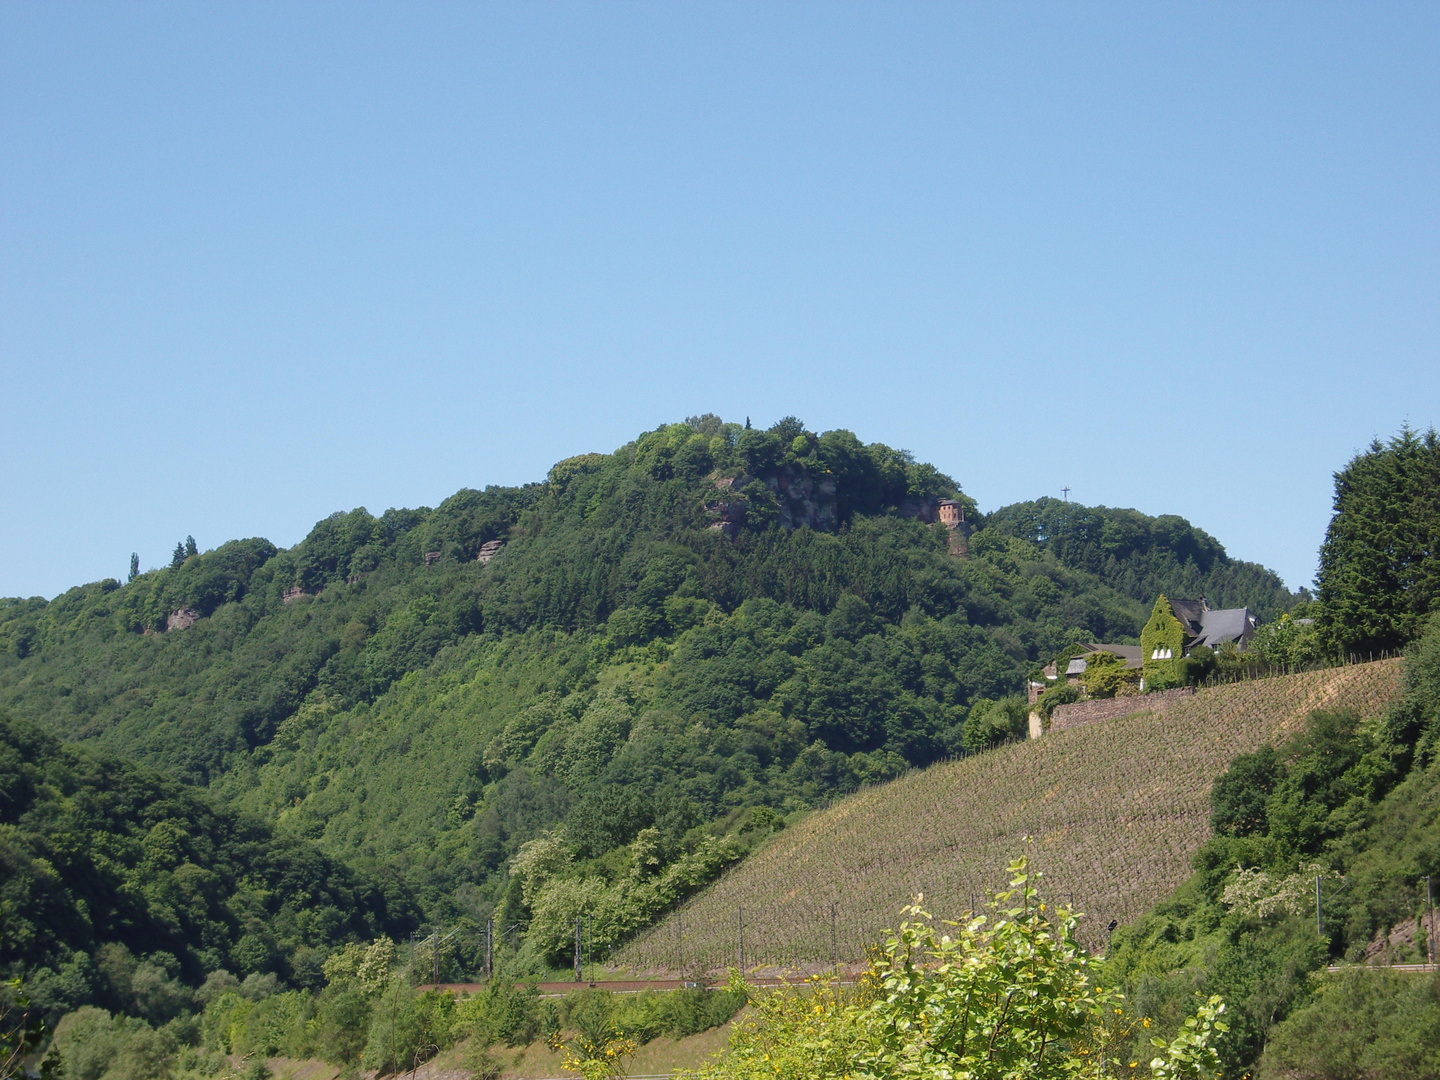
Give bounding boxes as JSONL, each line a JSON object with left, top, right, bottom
{"left": 3, "top": 3, "right": 1437, "bottom": 600}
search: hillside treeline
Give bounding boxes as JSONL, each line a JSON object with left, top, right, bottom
{"left": 985, "top": 497, "right": 1300, "bottom": 621}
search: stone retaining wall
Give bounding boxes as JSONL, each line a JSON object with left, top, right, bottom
{"left": 1037, "top": 685, "right": 1196, "bottom": 736}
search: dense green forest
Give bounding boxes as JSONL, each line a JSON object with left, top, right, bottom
{"left": 984, "top": 498, "right": 1304, "bottom": 622}
{"left": 0, "top": 710, "right": 414, "bottom": 1026}
{"left": 0, "top": 414, "right": 1319, "bottom": 1075}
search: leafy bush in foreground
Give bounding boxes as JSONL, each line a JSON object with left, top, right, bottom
{"left": 684, "top": 858, "right": 1228, "bottom": 1080}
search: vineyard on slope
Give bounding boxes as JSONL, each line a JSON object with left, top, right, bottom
{"left": 615, "top": 660, "right": 1401, "bottom": 975}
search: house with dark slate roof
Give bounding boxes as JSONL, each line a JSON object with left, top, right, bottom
{"left": 1167, "top": 596, "right": 1258, "bottom": 651}
{"left": 1141, "top": 594, "right": 1259, "bottom": 689}
{"left": 1031, "top": 596, "right": 1261, "bottom": 703}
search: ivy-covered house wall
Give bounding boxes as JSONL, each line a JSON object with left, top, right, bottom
{"left": 1141, "top": 595, "right": 1186, "bottom": 689}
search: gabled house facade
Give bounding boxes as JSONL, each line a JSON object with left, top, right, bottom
{"left": 1142, "top": 595, "right": 1257, "bottom": 687}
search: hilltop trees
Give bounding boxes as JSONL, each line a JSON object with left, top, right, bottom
{"left": 1318, "top": 426, "right": 1440, "bottom": 655}
{"left": 986, "top": 499, "right": 1298, "bottom": 621}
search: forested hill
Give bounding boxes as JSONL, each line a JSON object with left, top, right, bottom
{"left": 985, "top": 497, "right": 1301, "bottom": 621}
{"left": 0, "top": 416, "right": 1299, "bottom": 965}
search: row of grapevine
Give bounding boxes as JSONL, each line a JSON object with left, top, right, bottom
{"left": 614, "top": 660, "right": 1403, "bottom": 974}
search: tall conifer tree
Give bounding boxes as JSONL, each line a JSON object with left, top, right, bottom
{"left": 1317, "top": 427, "right": 1440, "bottom": 654}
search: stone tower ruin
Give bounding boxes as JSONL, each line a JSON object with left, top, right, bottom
{"left": 937, "top": 499, "right": 972, "bottom": 557}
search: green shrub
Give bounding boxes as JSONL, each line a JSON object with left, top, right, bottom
{"left": 1035, "top": 682, "right": 1080, "bottom": 722}
{"left": 311, "top": 985, "right": 371, "bottom": 1066}
{"left": 961, "top": 695, "right": 1030, "bottom": 752}
{"left": 50, "top": 1007, "right": 173, "bottom": 1080}
{"left": 683, "top": 858, "right": 1229, "bottom": 1080}
{"left": 453, "top": 980, "right": 541, "bottom": 1048}
{"left": 609, "top": 988, "right": 746, "bottom": 1043}
{"left": 1260, "top": 969, "right": 1440, "bottom": 1080}
{"left": 360, "top": 984, "right": 456, "bottom": 1075}
{"left": 1249, "top": 613, "right": 1324, "bottom": 668}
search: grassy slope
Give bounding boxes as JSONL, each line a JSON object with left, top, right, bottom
{"left": 617, "top": 661, "right": 1402, "bottom": 973}
{"left": 478, "top": 1020, "right": 735, "bottom": 1079}
{"left": 256, "top": 1012, "right": 741, "bottom": 1080}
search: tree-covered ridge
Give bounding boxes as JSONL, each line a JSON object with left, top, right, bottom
{"left": 0, "top": 710, "right": 416, "bottom": 1026}
{"left": 0, "top": 415, "right": 1313, "bottom": 995}
{"left": 0, "top": 415, "right": 1227, "bottom": 786}
{"left": 0, "top": 490, "right": 531, "bottom": 783}
{"left": 985, "top": 497, "right": 1299, "bottom": 621}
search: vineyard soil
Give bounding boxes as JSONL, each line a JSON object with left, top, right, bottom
{"left": 615, "top": 661, "right": 1402, "bottom": 973}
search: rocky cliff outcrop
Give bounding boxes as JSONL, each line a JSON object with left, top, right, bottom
{"left": 714, "top": 466, "right": 839, "bottom": 532}
{"left": 704, "top": 469, "right": 966, "bottom": 541}
{"left": 166, "top": 607, "right": 201, "bottom": 631}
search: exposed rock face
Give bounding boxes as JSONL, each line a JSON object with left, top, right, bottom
{"left": 1364, "top": 910, "right": 1439, "bottom": 964}
{"left": 166, "top": 607, "right": 201, "bottom": 631}
{"left": 704, "top": 498, "right": 748, "bottom": 538}
{"left": 476, "top": 539, "right": 505, "bottom": 564}
{"left": 899, "top": 498, "right": 941, "bottom": 524}
{"left": 705, "top": 469, "right": 966, "bottom": 543}
{"left": 281, "top": 586, "right": 306, "bottom": 604}
{"left": 720, "top": 466, "right": 839, "bottom": 532}
{"left": 768, "top": 467, "right": 838, "bottom": 531}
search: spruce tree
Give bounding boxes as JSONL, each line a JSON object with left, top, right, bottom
{"left": 171, "top": 542, "right": 186, "bottom": 569}
{"left": 1317, "top": 427, "right": 1440, "bottom": 654}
